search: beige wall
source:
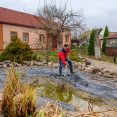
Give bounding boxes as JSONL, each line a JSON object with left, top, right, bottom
{"left": 3, "top": 24, "right": 47, "bottom": 49}
{"left": 0, "top": 24, "right": 3, "bottom": 50}
{"left": 3, "top": 24, "right": 71, "bottom": 50}
{"left": 62, "top": 31, "right": 71, "bottom": 45}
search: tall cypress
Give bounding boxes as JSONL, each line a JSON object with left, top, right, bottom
{"left": 88, "top": 29, "right": 95, "bottom": 55}
{"left": 102, "top": 26, "right": 109, "bottom": 53}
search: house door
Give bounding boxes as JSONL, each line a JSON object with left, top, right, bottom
{"left": 52, "top": 35, "right": 57, "bottom": 48}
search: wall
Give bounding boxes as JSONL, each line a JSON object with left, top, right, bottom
{"left": 3, "top": 24, "right": 47, "bottom": 49}
{"left": 62, "top": 31, "right": 71, "bottom": 45}
{"left": 0, "top": 24, "right": 3, "bottom": 50}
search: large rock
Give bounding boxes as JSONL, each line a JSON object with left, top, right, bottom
{"left": 79, "top": 64, "right": 85, "bottom": 71}
{"left": 52, "top": 63, "right": 59, "bottom": 68}
{"left": 12, "top": 62, "right": 19, "bottom": 67}
{"left": 97, "top": 72, "right": 102, "bottom": 76}
{"left": 8, "top": 63, "right": 14, "bottom": 67}
{"left": 3, "top": 64, "right": 7, "bottom": 68}
{"left": 101, "top": 69, "right": 110, "bottom": 74}
{"left": 74, "top": 62, "right": 78, "bottom": 68}
{"left": 103, "top": 73, "right": 115, "bottom": 78}
{"left": 30, "top": 60, "right": 34, "bottom": 66}
{"left": 48, "top": 62, "right": 53, "bottom": 67}
{"left": 17, "top": 64, "right": 22, "bottom": 67}
{"left": 35, "top": 62, "right": 43, "bottom": 66}
{"left": 0, "top": 62, "right": 4, "bottom": 65}
{"left": 91, "top": 68, "right": 100, "bottom": 74}
{"left": 23, "top": 61, "right": 29, "bottom": 65}
{"left": 4, "top": 60, "right": 11, "bottom": 64}
{"left": 0, "top": 65, "right": 3, "bottom": 68}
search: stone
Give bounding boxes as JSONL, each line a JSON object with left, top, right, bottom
{"left": 52, "top": 63, "right": 59, "bottom": 68}
{"left": 97, "top": 72, "right": 102, "bottom": 76}
{"left": 26, "top": 62, "right": 31, "bottom": 66}
{"left": 17, "top": 64, "right": 22, "bottom": 67}
{"left": 74, "top": 62, "right": 78, "bottom": 68}
{"left": 9, "top": 64, "right": 14, "bottom": 67}
{"left": 92, "top": 68, "right": 100, "bottom": 74}
{"left": 30, "top": 60, "right": 34, "bottom": 66}
{"left": 5, "top": 62, "right": 10, "bottom": 67}
{"left": 3, "top": 64, "right": 7, "bottom": 68}
{"left": 103, "top": 73, "right": 115, "bottom": 78}
{"left": 0, "top": 62, "right": 4, "bottom": 65}
{"left": 36, "top": 62, "right": 43, "bottom": 66}
{"left": 4, "top": 60, "right": 11, "bottom": 63}
{"left": 43, "top": 62, "right": 48, "bottom": 66}
{"left": 48, "top": 62, "right": 53, "bottom": 67}
{"left": 12, "top": 62, "right": 19, "bottom": 67}
{"left": 43, "top": 60, "right": 46, "bottom": 63}
{"left": 0, "top": 65, "right": 3, "bottom": 68}
{"left": 23, "top": 61, "right": 29, "bottom": 65}
{"left": 101, "top": 69, "right": 110, "bottom": 74}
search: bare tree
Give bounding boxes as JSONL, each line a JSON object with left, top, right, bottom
{"left": 37, "top": 1, "right": 85, "bottom": 48}
{"left": 94, "top": 28, "right": 102, "bottom": 59}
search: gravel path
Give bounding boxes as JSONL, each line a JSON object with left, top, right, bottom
{"left": 90, "top": 59, "right": 117, "bottom": 71}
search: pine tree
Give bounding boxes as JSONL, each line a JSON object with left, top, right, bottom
{"left": 102, "top": 26, "right": 109, "bottom": 53}
{"left": 88, "top": 29, "right": 95, "bottom": 55}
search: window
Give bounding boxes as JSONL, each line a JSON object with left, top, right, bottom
{"left": 65, "top": 35, "right": 69, "bottom": 43}
{"left": 23, "top": 33, "right": 29, "bottom": 42}
{"left": 39, "top": 34, "right": 44, "bottom": 43}
{"left": 11, "top": 31, "right": 17, "bottom": 39}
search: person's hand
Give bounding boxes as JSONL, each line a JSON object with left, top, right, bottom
{"left": 65, "top": 64, "right": 67, "bottom": 68}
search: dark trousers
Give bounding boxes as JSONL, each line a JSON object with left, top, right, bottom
{"left": 59, "top": 58, "right": 72, "bottom": 71}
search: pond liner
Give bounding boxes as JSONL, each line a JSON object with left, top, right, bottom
{"left": 0, "top": 66, "right": 117, "bottom": 99}
{"left": 36, "top": 96, "right": 75, "bottom": 112}
{"left": 24, "top": 66, "right": 117, "bottom": 99}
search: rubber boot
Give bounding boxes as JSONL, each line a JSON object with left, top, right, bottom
{"left": 59, "top": 70, "right": 62, "bottom": 76}
{"left": 69, "top": 66, "right": 75, "bottom": 74}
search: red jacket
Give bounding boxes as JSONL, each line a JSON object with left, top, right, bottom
{"left": 58, "top": 46, "right": 70, "bottom": 65}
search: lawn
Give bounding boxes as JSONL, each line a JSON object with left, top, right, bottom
{"left": 74, "top": 45, "right": 117, "bottom": 63}
{"left": 33, "top": 52, "right": 59, "bottom": 62}
{"left": 33, "top": 46, "right": 117, "bottom": 64}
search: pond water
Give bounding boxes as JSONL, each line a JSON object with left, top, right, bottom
{"left": 32, "top": 77, "right": 108, "bottom": 111}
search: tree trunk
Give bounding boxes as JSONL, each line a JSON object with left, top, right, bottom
{"left": 95, "top": 46, "right": 101, "bottom": 59}
{"left": 94, "top": 28, "right": 102, "bottom": 59}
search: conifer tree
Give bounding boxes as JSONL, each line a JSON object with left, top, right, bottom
{"left": 102, "top": 26, "right": 109, "bottom": 53}
{"left": 88, "top": 29, "right": 95, "bottom": 55}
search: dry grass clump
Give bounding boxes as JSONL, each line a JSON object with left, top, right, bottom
{"left": 1, "top": 67, "right": 36, "bottom": 117}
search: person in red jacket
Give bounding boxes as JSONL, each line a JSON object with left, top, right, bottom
{"left": 58, "top": 44, "right": 74, "bottom": 76}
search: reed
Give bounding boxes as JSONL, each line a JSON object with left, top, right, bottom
{"left": 1, "top": 67, "right": 36, "bottom": 117}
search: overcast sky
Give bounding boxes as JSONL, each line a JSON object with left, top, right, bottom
{"left": 0, "top": 0, "right": 117, "bottom": 34}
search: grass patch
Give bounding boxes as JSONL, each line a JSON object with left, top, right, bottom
{"left": 33, "top": 52, "right": 59, "bottom": 62}
{"left": 71, "top": 45, "right": 117, "bottom": 64}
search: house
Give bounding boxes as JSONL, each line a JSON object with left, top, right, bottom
{"left": 105, "top": 33, "right": 117, "bottom": 56}
{"left": 99, "top": 32, "right": 117, "bottom": 49}
{"left": 0, "top": 7, "right": 71, "bottom": 52}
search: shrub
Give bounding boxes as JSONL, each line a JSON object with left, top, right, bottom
{"left": 1, "top": 68, "right": 36, "bottom": 117}
{"left": 69, "top": 51, "right": 83, "bottom": 63}
{"left": 0, "top": 36, "right": 33, "bottom": 63}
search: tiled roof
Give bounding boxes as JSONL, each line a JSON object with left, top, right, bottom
{"left": 106, "top": 33, "right": 117, "bottom": 39}
{"left": 0, "top": 7, "right": 45, "bottom": 28}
